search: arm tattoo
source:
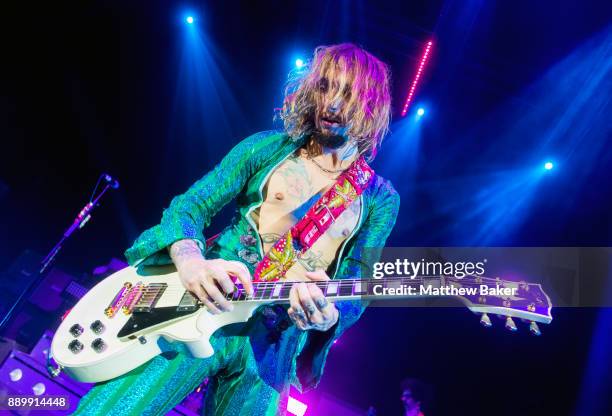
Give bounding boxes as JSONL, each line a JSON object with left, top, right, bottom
{"left": 169, "top": 239, "right": 203, "bottom": 264}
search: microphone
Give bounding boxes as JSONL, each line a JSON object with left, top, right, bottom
{"left": 102, "top": 173, "right": 120, "bottom": 190}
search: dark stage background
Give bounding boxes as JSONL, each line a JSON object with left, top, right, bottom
{"left": 1, "top": 1, "right": 611, "bottom": 415}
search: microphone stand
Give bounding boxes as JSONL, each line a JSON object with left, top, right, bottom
{"left": 0, "top": 175, "right": 118, "bottom": 334}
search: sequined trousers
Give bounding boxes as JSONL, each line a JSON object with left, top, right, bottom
{"left": 73, "top": 305, "right": 299, "bottom": 416}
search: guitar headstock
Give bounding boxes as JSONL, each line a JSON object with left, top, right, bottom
{"left": 445, "top": 275, "right": 553, "bottom": 335}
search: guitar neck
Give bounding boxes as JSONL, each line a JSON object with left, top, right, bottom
{"left": 222, "top": 277, "right": 438, "bottom": 304}
{"left": 134, "top": 273, "right": 550, "bottom": 326}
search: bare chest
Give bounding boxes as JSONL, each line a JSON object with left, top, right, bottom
{"left": 251, "top": 153, "right": 361, "bottom": 279}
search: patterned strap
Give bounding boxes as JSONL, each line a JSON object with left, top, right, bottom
{"left": 253, "top": 156, "right": 375, "bottom": 282}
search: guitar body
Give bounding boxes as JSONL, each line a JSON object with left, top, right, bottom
{"left": 51, "top": 265, "right": 263, "bottom": 383}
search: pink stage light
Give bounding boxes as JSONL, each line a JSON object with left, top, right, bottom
{"left": 287, "top": 396, "right": 308, "bottom": 416}
{"left": 401, "top": 40, "right": 433, "bottom": 117}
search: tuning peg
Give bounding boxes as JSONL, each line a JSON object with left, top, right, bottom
{"left": 505, "top": 316, "right": 518, "bottom": 332}
{"left": 480, "top": 313, "right": 492, "bottom": 328}
{"left": 529, "top": 321, "right": 541, "bottom": 336}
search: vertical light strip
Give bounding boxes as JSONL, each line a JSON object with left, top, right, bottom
{"left": 401, "top": 40, "right": 433, "bottom": 117}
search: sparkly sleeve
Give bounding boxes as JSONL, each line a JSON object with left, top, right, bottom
{"left": 124, "top": 131, "right": 281, "bottom": 266}
{"left": 294, "top": 177, "right": 400, "bottom": 392}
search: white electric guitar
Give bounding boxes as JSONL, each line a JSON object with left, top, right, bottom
{"left": 51, "top": 265, "right": 552, "bottom": 383}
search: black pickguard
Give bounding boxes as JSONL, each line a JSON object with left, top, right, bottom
{"left": 117, "top": 307, "right": 197, "bottom": 338}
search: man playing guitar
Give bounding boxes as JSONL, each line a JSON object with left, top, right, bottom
{"left": 75, "top": 43, "right": 400, "bottom": 415}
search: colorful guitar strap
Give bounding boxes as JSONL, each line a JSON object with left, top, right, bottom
{"left": 253, "top": 156, "right": 374, "bottom": 282}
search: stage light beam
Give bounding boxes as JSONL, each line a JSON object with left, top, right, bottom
{"left": 417, "top": 108, "right": 425, "bottom": 116}
{"left": 544, "top": 161, "right": 554, "bottom": 170}
{"left": 295, "top": 58, "right": 304, "bottom": 68}
{"left": 186, "top": 16, "right": 194, "bottom": 24}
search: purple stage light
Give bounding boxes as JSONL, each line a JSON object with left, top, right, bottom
{"left": 287, "top": 396, "right": 308, "bottom": 416}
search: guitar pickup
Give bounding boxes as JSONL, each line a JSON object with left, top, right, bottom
{"left": 122, "top": 282, "right": 144, "bottom": 315}
{"left": 133, "top": 283, "right": 167, "bottom": 313}
{"left": 177, "top": 291, "right": 199, "bottom": 312}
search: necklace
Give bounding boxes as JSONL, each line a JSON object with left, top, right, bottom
{"left": 307, "top": 156, "right": 349, "bottom": 174}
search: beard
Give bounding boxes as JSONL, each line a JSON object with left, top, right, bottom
{"left": 313, "top": 129, "right": 349, "bottom": 148}
{"left": 312, "top": 116, "right": 350, "bottom": 149}
{"left": 308, "top": 124, "right": 359, "bottom": 162}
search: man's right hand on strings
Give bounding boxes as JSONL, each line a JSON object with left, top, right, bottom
{"left": 169, "top": 239, "right": 253, "bottom": 314}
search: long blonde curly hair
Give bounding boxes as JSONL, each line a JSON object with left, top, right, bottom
{"left": 280, "top": 43, "right": 392, "bottom": 161}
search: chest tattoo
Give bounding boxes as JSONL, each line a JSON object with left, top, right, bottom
{"left": 274, "top": 155, "right": 314, "bottom": 203}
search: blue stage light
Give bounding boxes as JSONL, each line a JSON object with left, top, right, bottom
{"left": 186, "top": 16, "right": 194, "bottom": 24}
{"left": 417, "top": 108, "right": 425, "bottom": 116}
{"left": 295, "top": 58, "right": 304, "bottom": 68}
{"left": 544, "top": 161, "right": 554, "bottom": 170}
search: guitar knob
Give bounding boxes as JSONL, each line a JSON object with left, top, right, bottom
{"left": 479, "top": 313, "right": 492, "bottom": 328}
{"left": 69, "top": 324, "right": 84, "bottom": 337}
{"left": 91, "top": 338, "right": 107, "bottom": 353}
{"left": 529, "top": 321, "right": 541, "bottom": 336}
{"left": 505, "top": 316, "right": 518, "bottom": 332}
{"left": 32, "top": 382, "right": 46, "bottom": 396}
{"left": 9, "top": 368, "right": 23, "bottom": 381}
{"left": 68, "top": 339, "right": 84, "bottom": 354}
{"left": 90, "top": 320, "right": 105, "bottom": 334}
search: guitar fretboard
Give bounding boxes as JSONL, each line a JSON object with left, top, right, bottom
{"left": 243, "top": 277, "right": 433, "bottom": 301}
{"left": 176, "top": 276, "right": 465, "bottom": 308}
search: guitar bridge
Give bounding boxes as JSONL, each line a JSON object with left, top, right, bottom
{"left": 105, "top": 282, "right": 132, "bottom": 318}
